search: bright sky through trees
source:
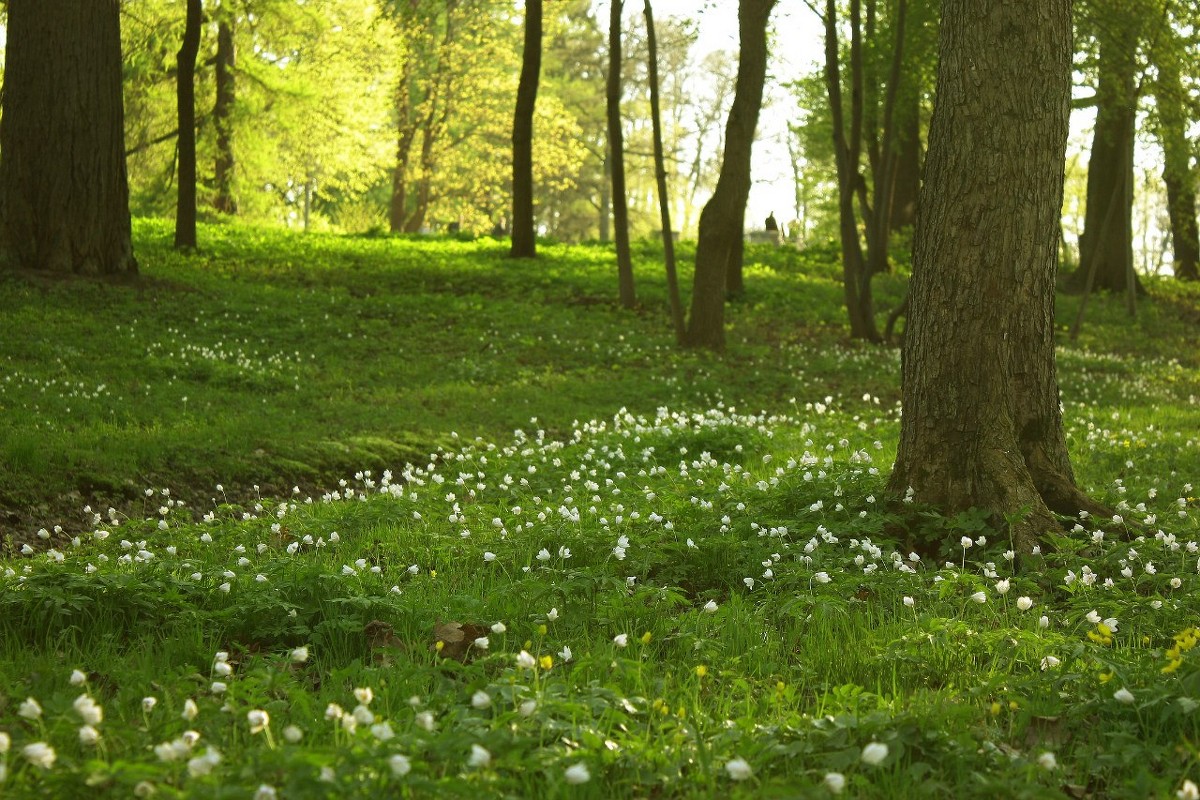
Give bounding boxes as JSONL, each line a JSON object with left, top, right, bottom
{"left": 649, "top": 0, "right": 825, "bottom": 231}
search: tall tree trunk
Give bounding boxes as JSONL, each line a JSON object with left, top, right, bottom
{"left": 824, "top": 0, "right": 879, "bottom": 341}
{"left": 511, "top": 0, "right": 543, "bottom": 259}
{"left": 608, "top": 0, "right": 636, "bottom": 308}
{"left": 390, "top": 64, "right": 417, "bottom": 234}
{"left": 1068, "top": 27, "right": 1143, "bottom": 294}
{"left": 173, "top": 0, "right": 202, "bottom": 250}
{"left": 864, "top": 0, "right": 907, "bottom": 280}
{"left": 787, "top": 125, "right": 808, "bottom": 244}
{"left": 644, "top": 0, "right": 685, "bottom": 344}
{"left": 0, "top": 0, "right": 137, "bottom": 276}
{"left": 888, "top": 0, "right": 1103, "bottom": 554}
{"left": 718, "top": 3, "right": 775, "bottom": 301}
{"left": 405, "top": 113, "right": 437, "bottom": 233}
{"left": 213, "top": 20, "right": 238, "bottom": 215}
{"left": 599, "top": 148, "right": 612, "bottom": 243}
{"left": 1154, "top": 51, "right": 1199, "bottom": 281}
{"left": 889, "top": 95, "right": 921, "bottom": 232}
{"left": 683, "top": 0, "right": 775, "bottom": 350}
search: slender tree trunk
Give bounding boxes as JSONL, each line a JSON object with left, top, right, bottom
{"left": 390, "top": 64, "right": 417, "bottom": 234}
{"left": 1068, "top": 27, "right": 1143, "bottom": 294}
{"left": 645, "top": 0, "right": 685, "bottom": 344}
{"left": 405, "top": 113, "right": 437, "bottom": 233}
{"left": 683, "top": 0, "right": 776, "bottom": 350}
{"left": 864, "top": 0, "right": 907, "bottom": 280}
{"left": 511, "top": 0, "right": 542, "bottom": 258}
{"left": 303, "top": 176, "right": 313, "bottom": 232}
{"left": 888, "top": 0, "right": 1103, "bottom": 554}
{"left": 0, "top": 0, "right": 137, "bottom": 275}
{"left": 608, "top": 0, "right": 636, "bottom": 308}
{"left": 890, "top": 95, "right": 921, "bottom": 232}
{"left": 213, "top": 20, "right": 238, "bottom": 215}
{"left": 174, "top": 0, "right": 202, "bottom": 250}
{"left": 786, "top": 124, "right": 809, "bottom": 244}
{"left": 1154, "top": 53, "right": 1199, "bottom": 281}
{"left": 824, "top": 0, "right": 879, "bottom": 341}
{"left": 599, "top": 148, "right": 612, "bottom": 243}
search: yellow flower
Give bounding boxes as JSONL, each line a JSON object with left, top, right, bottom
{"left": 1163, "top": 659, "right": 1182, "bottom": 674}
{"left": 989, "top": 702, "right": 1001, "bottom": 716}
{"left": 640, "top": 632, "right": 653, "bottom": 645}
{"left": 539, "top": 655, "right": 553, "bottom": 670}
{"left": 1098, "top": 672, "right": 1113, "bottom": 684}
{"left": 695, "top": 665, "right": 708, "bottom": 678}
{"left": 435, "top": 640, "right": 445, "bottom": 652}
{"left": 1008, "top": 700, "right": 1019, "bottom": 711}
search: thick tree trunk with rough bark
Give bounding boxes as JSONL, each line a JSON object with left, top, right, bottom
{"left": 511, "top": 0, "right": 542, "bottom": 259}
{"left": 683, "top": 0, "right": 775, "bottom": 350}
{"left": 1068, "top": 28, "right": 1143, "bottom": 294}
{"left": 1154, "top": 54, "right": 1199, "bottom": 282}
{"left": 213, "top": 21, "right": 238, "bottom": 216}
{"left": 608, "top": 0, "right": 636, "bottom": 308}
{"left": 174, "top": 0, "right": 202, "bottom": 249}
{"left": 0, "top": 0, "right": 136, "bottom": 275}
{"left": 887, "top": 0, "right": 1101, "bottom": 554}
{"left": 644, "top": 0, "right": 685, "bottom": 344}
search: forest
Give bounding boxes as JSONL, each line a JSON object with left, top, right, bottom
{"left": 0, "top": 0, "right": 1199, "bottom": 797}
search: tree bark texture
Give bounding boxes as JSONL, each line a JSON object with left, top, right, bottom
{"left": 0, "top": 0, "right": 137, "bottom": 275}
{"left": 174, "top": 0, "right": 202, "bottom": 249}
{"left": 1068, "top": 27, "right": 1143, "bottom": 294}
{"left": 1153, "top": 52, "right": 1199, "bottom": 281}
{"left": 644, "top": 0, "right": 686, "bottom": 344}
{"left": 213, "top": 21, "right": 238, "bottom": 215}
{"left": 683, "top": 0, "right": 775, "bottom": 349}
{"left": 607, "top": 0, "right": 636, "bottom": 308}
{"left": 511, "top": 0, "right": 543, "bottom": 258}
{"left": 887, "top": 0, "right": 1098, "bottom": 553}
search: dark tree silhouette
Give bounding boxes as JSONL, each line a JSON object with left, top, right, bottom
{"left": 1152, "top": 39, "right": 1199, "bottom": 281}
{"left": 1067, "top": 20, "right": 1143, "bottom": 295}
{"left": 174, "top": 0, "right": 202, "bottom": 249}
{"left": 644, "top": 0, "right": 685, "bottom": 343}
{"left": 683, "top": 0, "right": 775, "bottom": 350}
{"left": 213, "top": 20, "right": 239, "bottom": 215}
{"left": 511, "top": 0, "right": 543, "bottom": 259}
{"left": 607, "top": 0, "right": 636, "bottom": 308}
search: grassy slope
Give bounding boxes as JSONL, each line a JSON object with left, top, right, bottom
{"left": 1, "top": 222, "right": 903, "bottom": 532}
{"left": 0, "top": 222, "right": 1199, "bottom": 798}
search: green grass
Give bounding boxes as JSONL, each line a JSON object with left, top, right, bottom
{"left": 1, "top": 222, "right": 1199, "bottom": 797}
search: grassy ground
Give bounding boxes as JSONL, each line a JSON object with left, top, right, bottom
{"left": 1, "top": 222, "right": 1199, "bottom": 797}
